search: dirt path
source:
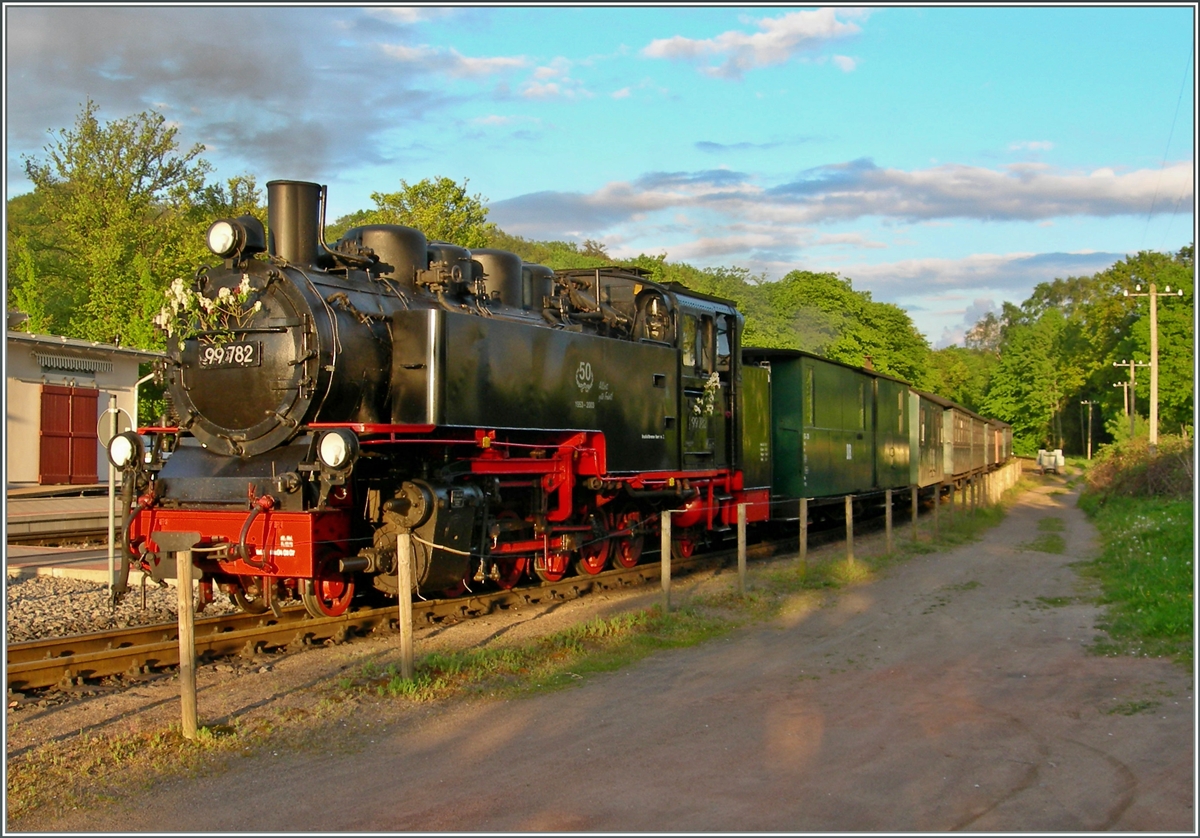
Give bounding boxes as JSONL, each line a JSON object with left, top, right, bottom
{"left": 9, "top": 481, "right": 1195, "bottom": 832}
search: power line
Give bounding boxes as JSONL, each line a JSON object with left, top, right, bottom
{"left": 1142, "top": 47, "right": 1193, "bottom": 250}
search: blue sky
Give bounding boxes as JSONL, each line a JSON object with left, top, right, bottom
{"left": 5, "top": 5, "right": 1196, "bottom": 345}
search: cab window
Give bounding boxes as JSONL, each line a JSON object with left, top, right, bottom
{"left": 680, "top": 313, "right": 697, "bottom": 369}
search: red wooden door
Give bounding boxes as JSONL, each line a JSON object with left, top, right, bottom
{"left": 39, "top": 385, "right": 99, "bottom": 484}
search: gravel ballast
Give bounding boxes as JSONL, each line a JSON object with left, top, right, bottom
{"left": 5, "top": 575, "right": 239, "bottom": 643}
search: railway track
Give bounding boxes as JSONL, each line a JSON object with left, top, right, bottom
{"left": 6, "top": 538, "right": 790, "bottom": 693}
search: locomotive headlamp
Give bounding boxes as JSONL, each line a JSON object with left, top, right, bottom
{"left": 108, "top": 431, "right": 145, "bottom": 470}
{"left": 317, "top": 429, "right": 359, "bottom": 471}
{"left": 206, "top": 215, "right": 267, "bottom": 259}
{"left": 207, "top": 220, "right": 242, "bottom": 258}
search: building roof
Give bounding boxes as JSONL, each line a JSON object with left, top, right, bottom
{"left": 7, "top": 331, "right": 164, "bottom": 361}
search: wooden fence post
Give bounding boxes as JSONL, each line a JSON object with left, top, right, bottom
{"left": 154, "top": 531, "right": 200, "bottom": 741}
{"left": 885, "top": 489, "right": 893, "bottom": 554}
{"left": 661, "top": 510, "right": 672, "bottom": 612}
{"left": 910, "top": 485, "right": 918, "bottom": 542}
{"left": 737, "top": 503, "right": 747, "bottom": 595}
{"left": 397, "top": 531, "right": 414, "bottom": 681}
{"left": 799, "top": 498, "right": 808, "bottom": 576}
{"left": 934, "top": 482, "right": 941, "bottom": 538}
{"left": 845, "top": 495, "right": 854, "bottom": 563}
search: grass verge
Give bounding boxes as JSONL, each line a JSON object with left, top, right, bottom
{"left": 1076, "top": 493, "right": 1193, "bottom": 669}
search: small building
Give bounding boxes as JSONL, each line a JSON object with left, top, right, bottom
{"left": 6, "top": 330, "right": 164, "bottom": 487}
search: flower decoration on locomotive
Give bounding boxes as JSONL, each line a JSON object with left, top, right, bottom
{"left": 694, "top": 371, "right": 722, "bottom": 416}
{"left": 153, "top": 274, "right": 262, "bottom": 343}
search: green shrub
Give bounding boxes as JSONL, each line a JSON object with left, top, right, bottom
{"left": 1081, "top": 434, "right": 1193, "bottom": 506}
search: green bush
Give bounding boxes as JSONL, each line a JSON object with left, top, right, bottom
{"left": 1081, "top": 434, "right": 1193, "bottom": 505}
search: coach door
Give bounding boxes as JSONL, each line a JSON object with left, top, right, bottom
{"left": 39, "top": 384, "right": 98, "bottom": 484}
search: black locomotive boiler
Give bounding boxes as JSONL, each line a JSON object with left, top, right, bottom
{"left": 115, "top": 180, "right": 773, "bottom": 617}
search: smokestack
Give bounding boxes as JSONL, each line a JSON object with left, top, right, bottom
{"left": 267, "top": 180, "right": 323, "bottom": 267}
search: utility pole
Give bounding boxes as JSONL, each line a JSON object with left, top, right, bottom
{"left": 1124, "top": 279, "right": 1184, "bottom": 453}
{"left": 1080, "top": 400, "right": 1095, "bottom": 459}
{"left": 1112, "top": 359, "right": 1150, "bottom": 441}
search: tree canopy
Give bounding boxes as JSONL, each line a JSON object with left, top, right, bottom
{"left": 327, "top": 176, "right": 495, "bottom": 248}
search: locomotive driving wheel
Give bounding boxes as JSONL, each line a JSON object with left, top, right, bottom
{"left": 609, "top": 505, "right": 645, "bottom": 569}
{"left": 534, "top": 550, "right": 570, "bottom": 583}
{"left": 574, "top": 514, "right": 612, "bottom": 576}
{"left": 671, "top": 528, "right": 701, "bottom": 560}
{"left": 301, "top": 562, "right": 355, "bottom": 618}
{"left": 492, "top": 557, "right": 530, "bottom": 590}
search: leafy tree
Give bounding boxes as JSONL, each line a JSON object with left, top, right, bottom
{"left": 483, "top": 228, "right": 611, "bottom": 270}
{"left": 925, "top": 346, "right": 998, "bottom": 412}
{"left": 1110, "top": 248, "right": 1195, "bottom": 436}
{"left": 964, "top": 311, "right": 1003, "bottom": 354}
{"left": 980, "top": 308, "right": 1066, "bottom": 455}
{"left": 349, "top": 176, "right": 497, "bottom": 248}
{"left": 18, "top": 99, "right": 212, "bottom": 348}
{"left": 765, "top": 270, "right": 931, "bottom": 384}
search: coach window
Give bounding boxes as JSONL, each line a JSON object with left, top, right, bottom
{"left": 858, "top": 383, "right": 866, "bottom": 429}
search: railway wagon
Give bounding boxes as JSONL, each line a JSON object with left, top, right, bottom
{"left": 913, "top": 390, "right": 994, "bottom": 487}
{"left": 909, "top": 390, "right": 945, "bottom": 488}
{"left": 742, "top": 348, "right": 914, "bottom": 509}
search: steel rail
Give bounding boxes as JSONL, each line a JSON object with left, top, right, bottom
{"left": 7, "top": 539, "right": 791, "bottom": 693}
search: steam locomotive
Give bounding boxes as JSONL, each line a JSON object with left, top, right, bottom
{"left": 110, "top": 179, "right": 1010, "bottom": 618}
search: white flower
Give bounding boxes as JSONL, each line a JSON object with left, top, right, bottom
{"left": 253, "top": 301, "right": 263, "bottom": 311}
{"left": 218, "top": 286, "right": 232, "bottom": 300}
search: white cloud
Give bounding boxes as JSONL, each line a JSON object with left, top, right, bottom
{"left": 1009, "top": 140, "right": 1054, "bottom": 151}
{"left": 493, "top": 159, "right": 1195, "bottom": 245}
{"left": 532, "top": 57, "right": 572, "bottom": 79}
{"left": 831, "top": 55, "right": 857, "bottom": 72}
{"left": 379, "top": 43, "right": 528, "bottom": 77}
{"left": 365, "top": 8, "right": 453, "bottom": 25}
{"left": 643, "top": 8, "right": 866, "bottom": 79}
{"left": 612, "top": 87, "right": 632, "bottom": 99}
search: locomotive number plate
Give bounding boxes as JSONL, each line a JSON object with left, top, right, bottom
{"left": 198, "top": 341, "right": 262, "bottom": 369}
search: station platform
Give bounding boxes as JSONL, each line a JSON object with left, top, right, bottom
{"left": 6, "top": 488, "right": 119, "bottom": 583}
{"left": 6, "top": 544, "right": 112, "bottom": 583}
{"left": 6, "top": 494, "right": 115, "bottom": 541}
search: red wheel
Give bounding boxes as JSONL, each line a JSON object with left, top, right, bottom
{"left": 492, "top": 557, "right": 529, "bottom": 590}
{"left": 574, "top": 514, "right": 612, "bottom": 576}
{"left": 301, "top": 564, "right": 355, "bottom": 618}
{"left": 671, "top": 531, "right": 698, "bottom": 560}
{"left": 610, "top": 506, "right": 644, "bottom": 569}
{"left": 534, "top": 551, "right": 570, "bottom": 582}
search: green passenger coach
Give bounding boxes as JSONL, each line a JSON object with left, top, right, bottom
{"left": 743, "top": 349, "right": 911, "bottom": 502}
